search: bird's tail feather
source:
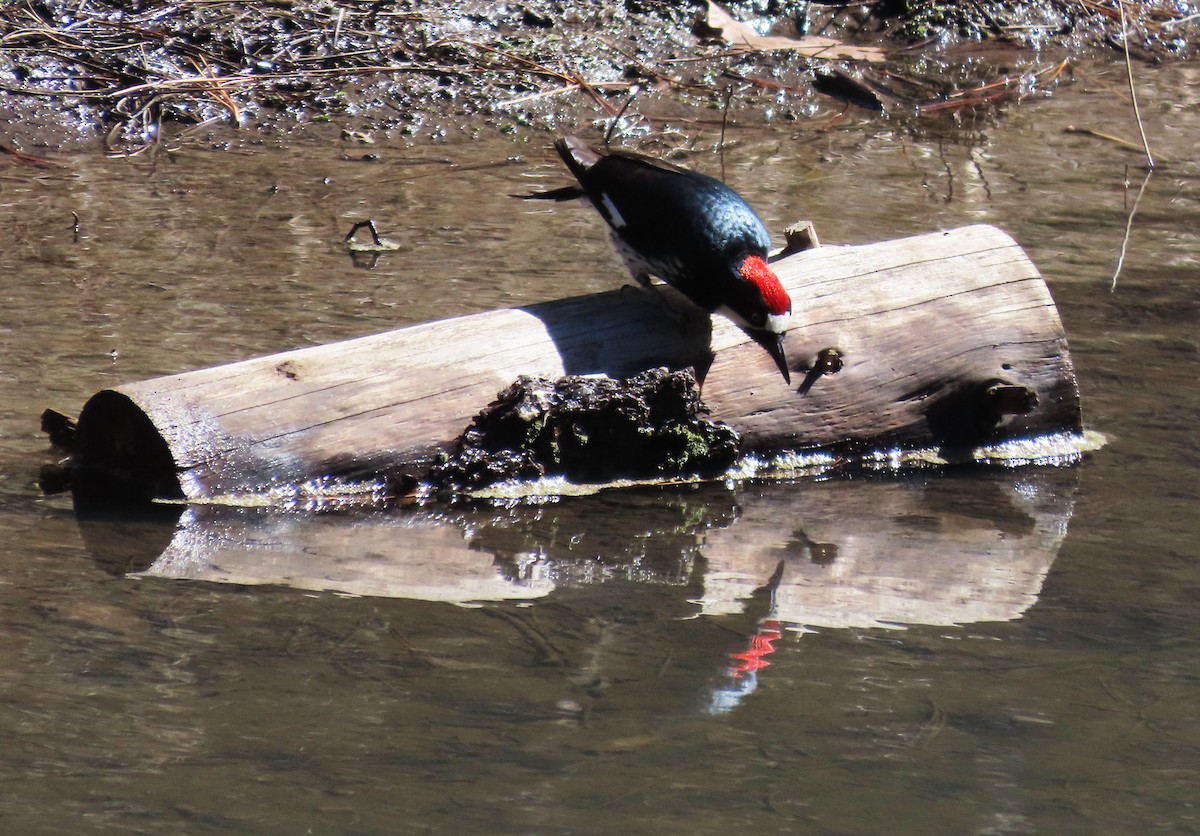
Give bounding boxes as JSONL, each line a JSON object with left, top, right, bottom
{"left": 512, "top": 136, "right": 600, "bottom": 200}
{"left": 511, "top": 184, "right": 586, "bottom": 201}
{"left": 554, "top": 135, "right": 601, "bottom": 181}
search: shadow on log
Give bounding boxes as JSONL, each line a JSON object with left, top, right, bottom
{"left": 68, "top": 224, "right": 1084, "bottom": 502}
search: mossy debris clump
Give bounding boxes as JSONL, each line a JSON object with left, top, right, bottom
{"left": 428, "top": 368, "right": 740, "bottom": 495}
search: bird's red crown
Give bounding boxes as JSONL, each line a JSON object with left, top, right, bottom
{"left": 738, "top": 255, "right": 791, "bottom": 316}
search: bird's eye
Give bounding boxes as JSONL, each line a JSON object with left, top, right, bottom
{"left": 750, "top": 312, "right": 766, "bottom": 327}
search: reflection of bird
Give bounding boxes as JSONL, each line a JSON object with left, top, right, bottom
{"left": 527, "top": 136, "right": 794, "bottom": 384}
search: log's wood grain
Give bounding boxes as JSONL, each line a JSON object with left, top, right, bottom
{"left": 72, "top": 224, "right": 1081, "bottom": 501}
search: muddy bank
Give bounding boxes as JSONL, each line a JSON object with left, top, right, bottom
{"left": 1, "top": 0, "right": 1195, "bottom": 153}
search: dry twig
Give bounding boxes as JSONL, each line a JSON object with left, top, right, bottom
{"left": 1117, "top": 0, "right": 1155, "bottom": 169}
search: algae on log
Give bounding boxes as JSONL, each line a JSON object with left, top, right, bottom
{"left": 426, "top": 368, "right": 741, "bottom": 495}
{"left": 69, "top": 224, "right": 1082, "bottom": 502}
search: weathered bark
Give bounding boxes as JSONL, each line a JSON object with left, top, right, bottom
{"left": 70, "top": 224, "right": 1082, "bottom": 501}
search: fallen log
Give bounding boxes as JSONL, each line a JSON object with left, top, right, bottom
{"left": 69, "top": 223, "right": 1084, "bottom": 502}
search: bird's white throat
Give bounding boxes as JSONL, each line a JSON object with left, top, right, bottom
{"left": 715, "top": 305, "right": 792, "bottom": 335}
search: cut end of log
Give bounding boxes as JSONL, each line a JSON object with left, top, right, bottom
{"left": 73, "top": 390, "right": 183, "bottom": 504}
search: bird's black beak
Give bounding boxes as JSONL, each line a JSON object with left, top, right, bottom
{"left": 752, "top": 331, "right": 791, "bottom": 385}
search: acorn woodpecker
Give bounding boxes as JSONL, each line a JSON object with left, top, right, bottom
{"left": 527, "top": 136, "right": 793, "bottom": 384}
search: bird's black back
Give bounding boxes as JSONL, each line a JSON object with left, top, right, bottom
{"left": 555, "top": 139, "right": 772, "bottom": 313}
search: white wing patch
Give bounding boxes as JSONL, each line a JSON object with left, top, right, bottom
{"left": 599, "top": 193, "right": 627, "bottom": 229}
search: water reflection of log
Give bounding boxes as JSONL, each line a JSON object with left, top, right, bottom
{"left": 98, "top": 470, "right": 1076, "bottom": 630}
{"left": 69, "top": 224, "right": 1082, "bottom": 501}
{"left": 695, "top": 471, "right": 1077, "bottom": 630}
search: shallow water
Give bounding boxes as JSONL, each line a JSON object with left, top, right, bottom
{"left": 1, "top": 61, "right": 1198, "bottom": 833}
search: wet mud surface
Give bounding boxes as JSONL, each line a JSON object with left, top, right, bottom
{"left": 2, "top": 0, "right": 1196, "bottom": 153}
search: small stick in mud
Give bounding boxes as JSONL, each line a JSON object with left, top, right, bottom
{"left": 344, "top": 220, "right": 400, "bottom": 252}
